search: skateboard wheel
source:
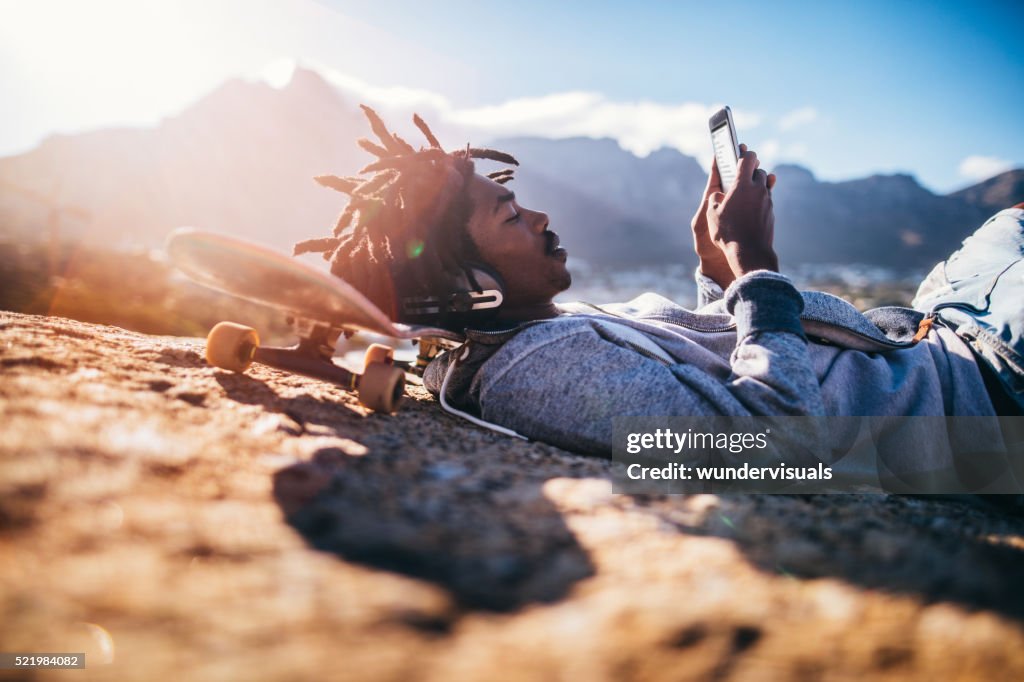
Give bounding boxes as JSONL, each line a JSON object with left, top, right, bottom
{"left": 358, "top": 362, "right": 405, "bottom": 413}
{"left": 206, "top": 322, "right": 259, "bottom": 372}
{"left": 362, "top": 343, "right": 394, "bottom": 372}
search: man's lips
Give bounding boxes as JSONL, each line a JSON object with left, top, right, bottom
{"left": 544, "top": 231, "right": 565, "bottom": 256}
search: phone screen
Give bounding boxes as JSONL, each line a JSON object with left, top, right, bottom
{"left": 711, "top": 122, "right": 739, "bottom": 190}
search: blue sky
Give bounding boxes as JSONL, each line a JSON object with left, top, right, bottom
{"left": 1, "top": 0, "right": 1021, "bottom": 192}
{"left": 326, "top": 0, "right": 1024, "bottom": 192}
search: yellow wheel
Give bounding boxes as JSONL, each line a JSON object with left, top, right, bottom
{"left": 358, "top": 362, "right": 406, "bottom": 413}
{"left": 206, "top": 322, "right": 259, "bottom": 372}
{"left": 362, "top": 343, "right": 394, "bottom": 372}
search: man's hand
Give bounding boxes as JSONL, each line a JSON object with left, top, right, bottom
{"left": 705, "top": 144, "right": 779, "bottom": 277}
{"left": 690, "top": 157, "right": 736, "bottom": 289}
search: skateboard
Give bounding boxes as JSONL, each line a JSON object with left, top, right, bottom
{"left": 165, "top": 228, "right": 463, "bottom": 413}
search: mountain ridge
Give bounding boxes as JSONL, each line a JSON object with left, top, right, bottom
{"left": 0, "top": 66, "right": 1020, "bottom": 269}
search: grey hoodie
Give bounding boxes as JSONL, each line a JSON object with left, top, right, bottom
{"left": 424, "top": 269, "right": 995, "bottom": 456}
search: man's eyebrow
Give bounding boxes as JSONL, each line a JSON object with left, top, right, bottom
{"left": 494, "top": 192, "right": 515, "bottom": 214}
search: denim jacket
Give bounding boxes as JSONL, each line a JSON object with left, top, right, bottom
{"left": 424, "top": 269, "right": 995, "bottom": 456}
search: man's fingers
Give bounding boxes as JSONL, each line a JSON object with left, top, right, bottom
{"left": 753, "top": 168, "right": 769, "bottom": 186}
{"left": 707, "top": 157, "right": 723, "bottom": 194}
{"left": 767, "top": 173, "right": 777, "bottom": 191}
{"left": 699, "top": 158, "right": 723, "bottom": 212}
{"left": 737, "top": 148, "right": 760, "bottom": 182}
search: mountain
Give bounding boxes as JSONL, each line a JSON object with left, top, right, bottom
{"left": 950, "top": 169, "right": 1024, "bottom": 215}
{"left": 488, "top": 137, "right": 704, "bottom": 265}
{"left": 475, "top": 137, "right": 697, "bottom": 265}
{"left": 770, "top": 168, "right": 995, "bottom": 267}
{"left": 485, "top": 143, "right": 1020, "bottom": 269}
{"left": 1, "top": 66, "right": 1021, "bottom": 270}
{"left": 0, "top": 69, "right": 679, "bottom": 267}
{"left": 491, "top": 137, "right": 706, "bottom": 225}
{"left": 0, "top": 68, "right": 366, "bottom": 252}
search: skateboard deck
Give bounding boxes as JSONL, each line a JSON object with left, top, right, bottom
{"left": 165, "top": 228, "right": 463, "bottom": 412}
{"left": 166, "top": 228, "right": 462, "bottom": 342}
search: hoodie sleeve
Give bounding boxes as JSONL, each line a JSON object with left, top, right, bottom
{"left": 695, "top": 267, "right": 725, "bottom": 309}
{"left": 472, "top": 271, "right": 825, "bottom": 455}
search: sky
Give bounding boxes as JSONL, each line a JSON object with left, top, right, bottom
{"left": 1, "top": 0, "right": 1021, "bottom": 193}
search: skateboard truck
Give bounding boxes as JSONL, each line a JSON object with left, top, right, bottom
{"left": 205, "top": 318, "right": 406, "bottom": 413}
{"left": 411, "top": 337, "right": 460, "bottom": 377}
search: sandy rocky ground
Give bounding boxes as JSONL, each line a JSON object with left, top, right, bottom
{"left": 2, "top": 310, "right": 1024, "bottom": 681}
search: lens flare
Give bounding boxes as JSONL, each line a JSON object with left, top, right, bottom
{"left": 406, "top": 239, "right": 425, "bottom": 259}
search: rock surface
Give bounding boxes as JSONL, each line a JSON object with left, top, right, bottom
{"left": 2, "top": 311, "right": 1024, "bottom": 681}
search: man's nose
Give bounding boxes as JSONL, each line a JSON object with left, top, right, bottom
{"left": 528, "top": 209, "right": 549, "bottom": 234}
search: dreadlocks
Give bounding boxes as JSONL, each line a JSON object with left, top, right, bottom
{"left": 294, "top": 105, "right": 518, "bottom": 322}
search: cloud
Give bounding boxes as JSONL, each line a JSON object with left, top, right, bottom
{"left": 279, "top": 63, "right": 762, "bottom": 164}
{"left": 294, "top": 60, "right": 454, "bottom": 113}
{"left": 760, "top": 139, "right": 781, "bottom": 161}
{"left": 449, "top": 95, "right": 762, "bottom": 162}
{"left": 958, "top": 155, "right": 1014, "bottom": 181}
{"left": 778, "top": 107, "right": 818, "bottom": 132}
{"left": 755, "top": 139, "right": 808, "bottom": 167}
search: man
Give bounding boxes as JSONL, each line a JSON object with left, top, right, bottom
{"left": 296, "top": 107, "right": 1024, "bottom": 456}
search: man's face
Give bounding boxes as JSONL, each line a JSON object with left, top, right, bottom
{"left": 464, "top": 174, "right": 571, "bottom": 311}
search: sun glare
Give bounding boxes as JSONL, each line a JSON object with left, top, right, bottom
{"left": 0, "top": 0, "right": 290, "bottom": 146}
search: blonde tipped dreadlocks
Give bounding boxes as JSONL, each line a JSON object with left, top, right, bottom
{"left": 294, "top": 105, "right": 518, "bottom": 322}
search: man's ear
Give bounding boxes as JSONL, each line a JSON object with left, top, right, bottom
{"left": 459, "top": 261, "right": 505, "bottom": 296}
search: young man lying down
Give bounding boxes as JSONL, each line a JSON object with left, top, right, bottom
{"left": 296, "top": 107, "right": 1024, "bottom": 457}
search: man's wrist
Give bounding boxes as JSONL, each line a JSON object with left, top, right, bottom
{"left": 724, "top": 245, "right": 779, "bottom": 276}
{"left": 697, "top": 257, "right": 736, "bottom": 289}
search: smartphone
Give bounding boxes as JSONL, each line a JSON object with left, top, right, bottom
{"left": 708, "top": 106, "right": 740, "bottom": 191}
